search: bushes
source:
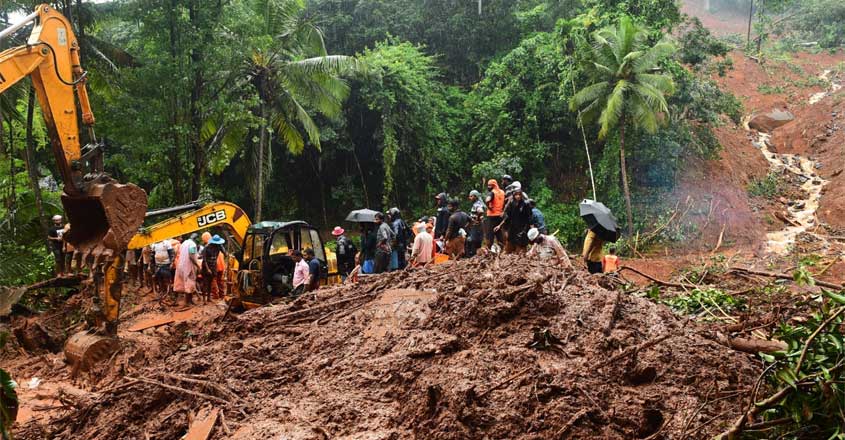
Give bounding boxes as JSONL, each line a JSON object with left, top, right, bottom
{"left": 748, "top": 173, "right": 783, "bottom": 199}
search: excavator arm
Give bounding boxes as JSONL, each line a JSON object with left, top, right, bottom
{"left": 0, "top": 4, "right": 147, "bottom": 254}
{"left": 128, "top": 201, "right": 252, "bottom": 250}
{"left": 0, "top": 5, "right": 147, "bottom": 370}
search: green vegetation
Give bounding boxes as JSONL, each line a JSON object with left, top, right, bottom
{"left": 755, "top": 290, "right": 845, "bottom": 438}
{"left": 661, "top": 287, "right": 745, "bottom": 317}
{"left": 0, "top": 0, "right": 747, "bottom": 280}
{"left": 0, "top": 332, "right": 17, "bottom": 439}
{"left": 748, "top": 173, "right": 783, "bottom": 198}
{"left": 757, "top": 84, "right": 785, "bottom": 95}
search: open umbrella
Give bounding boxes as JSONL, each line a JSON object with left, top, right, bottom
{"left": 579, "top": 199, "right": 620, "bottom": 242}
{"left": 345, "top": 208, "right": 379, "bottom": 223}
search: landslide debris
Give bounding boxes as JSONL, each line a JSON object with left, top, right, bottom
{"left": 17, "top": 255, "right": 761, "bottom": 439}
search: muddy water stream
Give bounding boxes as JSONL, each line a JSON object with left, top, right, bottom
{"left": 747, "top": 72, "right": 840, "bottom": 254}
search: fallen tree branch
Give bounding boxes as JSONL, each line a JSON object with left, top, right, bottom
{"left": 598, "top": 333, "right": 673, "bottom": 369}
{"left": 729, "top": 266, "right": 844, "bottom": 291}
{"left": 477, "top": 365, "right": 533, "bottom": 399}
{"left": 555, "top": 408, "right": 590, "bottom": 438}
{"left": 618, "top": 266, "right": 699, "bottom": 290}
{"left": 126, "top": 376, "right": 230, "bottom": 405}
{"left": 705, "top": 332, "right": 787, "bottom": 354}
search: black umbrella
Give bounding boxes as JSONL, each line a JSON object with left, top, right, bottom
{"left": 579, "top": 199, "right": 620, "bottom": 242}
{"left": 345, "top": 208, "right": 380, "bottom": 223}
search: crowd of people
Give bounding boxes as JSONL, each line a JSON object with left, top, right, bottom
{"left": 329, "top": 174, "right": 623, "bottom": 279}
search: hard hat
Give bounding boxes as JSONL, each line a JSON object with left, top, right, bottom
{"left": 52, "top": 214, "right": 63, "bottom": 221}
{"left": 527, "top": 228, "right": 540, "bottom": 241}
{"left": 502, "top": 174, "right": 513, "bottom": 182}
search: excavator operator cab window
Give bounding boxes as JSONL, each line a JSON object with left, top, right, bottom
{"left": 269, "top": 231, "right": 293, "bottom": 255}
{"left": 242, "top": 233, "right": 265, "bottom": 266}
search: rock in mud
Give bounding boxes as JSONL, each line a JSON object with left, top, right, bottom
{"left": 748, "top": 108, "right": 795, "bottom": 132}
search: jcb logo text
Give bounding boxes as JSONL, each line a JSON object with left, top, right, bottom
{"left": 197, "top": 210, "right": 226, "bottom": 227}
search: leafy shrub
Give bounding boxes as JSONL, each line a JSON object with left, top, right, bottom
{"left": 748, "top": 173, "right": 783, "bottom": 198}
{"left": 662, "top": 287, "right": 745, "bottom": 316}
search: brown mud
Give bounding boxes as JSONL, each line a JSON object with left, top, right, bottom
{"left": 7, "top": 255, "right": 763, "bottom": 439}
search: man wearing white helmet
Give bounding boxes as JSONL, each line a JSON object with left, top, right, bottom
{"left": 47, "top": 214, "right": 66, "bottom": 275}
{"left": 527, "top": 228, "right": 571, "bottom": 268}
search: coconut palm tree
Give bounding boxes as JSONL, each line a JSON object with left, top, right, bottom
{"left": 246, "top": 0, "right": 360, "bottom": 221}
{"left": 571, "top": 15, "right": 676, "bottom": 237}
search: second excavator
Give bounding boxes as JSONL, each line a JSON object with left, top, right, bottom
{"left": 0, "top": 5, "right": 147, "bottom": 368}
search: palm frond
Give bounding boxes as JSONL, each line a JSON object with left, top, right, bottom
{"left": 632, "top": 40, "right": 676, "bottom": 74}
{"left": 598, "top": 79, "right": 628, "bottom": 139}
{"left": 637, "top": 72, "right": 675, "bottom": 94}
{"left": 571, "top": 81, "right": 610, "bottom": 110}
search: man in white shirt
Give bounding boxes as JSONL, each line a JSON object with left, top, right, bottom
{"left": 411, "top": 224, "right": 433, "bottom": 266}
{"left": 527, "top": 228, "right": 572, "bottom": 268}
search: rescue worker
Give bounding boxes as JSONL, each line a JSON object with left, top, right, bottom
{"left": 444, "top": 199, "right": 469, "bottom": 259}
{"left": 201, "top": 235, "right": 224, "bottom": 301}
{"left": 582, "top": 229, "right": 605, "bottom": 274}
{"left": 304, "top": 247, "right": 321, "bottom": 292}
{"left": 501, "top": 175, "right": 514, "bottom": 191}
{"left": 333, "top": 226, "right": 356, "bottom": 279}
{"left": 411, "top": 223, "right": 434, "bottom": 266}
{"left": 468, "top": 190, "right": 486, "bottom": 214}
{"left": 484, "top": 179, "right": 505, "bottom": 249}
{"left": 495, "top": 188, "right": 532, "bottom": 253}
{"left": 434, "top": 193, "right": 450, "bottom": 239}
{"left": 174, "top": 233, "right": 201, "bottom": 305}
{"left": 603, "top": 246, "right": 620, "bottom": 273}
{"left": 465, "top": 204, "right": 484, "bottom": 258}
{"left": 47, "top": 214, "right": 65, "bottom": 275}
{"left": 528, "top": 199, "right": 547, "bottom": 234}
{"left": 527, "top": 228, "right": 571, "bottom": 268}
{"left": 374, "top": 212, "right": 394, "bottom": 274}
{"left": 389, "top": 207, "right": 409, "bottom": 270}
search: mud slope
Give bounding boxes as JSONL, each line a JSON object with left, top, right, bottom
{"left": 17, "top": 256, "right": 761, "bottom": 440}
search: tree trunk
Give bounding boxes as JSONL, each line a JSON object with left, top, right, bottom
{"left": 7, "top": 114, "right": 15, "bottom": 216}
{"left": 255, "top": 102, "right": 267, "bottom": 222}
{"left": 167, "top": 2, "right": 184, "bottom": 204}
{"left": 187, "top": 0, "right": 205, "bottom": 201}
{"left": 351, "top": 147, "right": 369, "bottom": 208}
{"left": 23, "top": 87, "right": 49, "bottom": 248}
{"left": 619, "top": 123, "right": 634, "bottom": 238}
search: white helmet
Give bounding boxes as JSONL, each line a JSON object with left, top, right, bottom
{"left": 527, "top": 228, "right": 540, "bottom": 241}
{"left": 52, "top": 214, "right": 63, "bottom": 222}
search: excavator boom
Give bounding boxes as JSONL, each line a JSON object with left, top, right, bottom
{"left": 1, "top": 5, "right": 147, "bottom": 370}
{"left": 128, "top": 201, "right": 252, "bottom": 250}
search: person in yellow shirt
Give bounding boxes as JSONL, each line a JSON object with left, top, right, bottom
{"left": 582, "top": 229, "right": 605, "bottom": 274}
{"left": 602, "top": 246, "right": 619, "bottom": 273}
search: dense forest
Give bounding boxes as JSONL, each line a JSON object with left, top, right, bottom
{"left": 0, "top": 0, "right": 841, "bottom": 284}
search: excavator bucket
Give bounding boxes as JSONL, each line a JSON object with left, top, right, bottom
{"left": 62, "top": 181, "right": 148, "bottom": 254}
{"left": 62, "top": 181, "right": 146, "bottom": 370}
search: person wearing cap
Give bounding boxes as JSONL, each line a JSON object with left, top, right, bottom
{"left": 527, "top": 228, "right": 571, "bottom": 268}
{"left": 201, "top": 234, "right": 225, "bottom": 300}
{"left": 333, "top": 226, "right": 356, "bottom": 280}
{"left": 411, "top": 223, "right": 434, "bottom": 266}
{"left": 47, "top": 214, "right": 66, "bottom": 275}
{"left": 174, "top": 233, "right": 201, "bottom": 305}
{"left": 468, "top": 190, "right": 486, "bottom": 214}
{"left": 495, "top": 188, "right": 532, "bottom": 253}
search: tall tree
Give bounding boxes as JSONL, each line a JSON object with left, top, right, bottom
{"left": 571, "top": 16, "right": 676, "bottom": 237}
{"left": 245, "top": 0, "right": 358, "bottom": 221}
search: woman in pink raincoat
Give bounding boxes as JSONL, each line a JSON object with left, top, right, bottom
{"left": 173, "top": 234, "right": 201, "bottom": 305}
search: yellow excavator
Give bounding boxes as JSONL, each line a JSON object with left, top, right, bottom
{"left": 126, "top": 201, "right": 341, "bottom": 309}
{"left": 0, "top": 5, "right": 147, "bottom": 368}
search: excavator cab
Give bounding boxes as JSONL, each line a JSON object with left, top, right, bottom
{"left": 233, "top": 221, "right": 339, "bottom": 309}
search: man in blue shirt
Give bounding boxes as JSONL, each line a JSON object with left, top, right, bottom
{"left": 304, "top": 248, "right": 321, "bottom": 292}
{"left": 528, "top": 199, "right": 547, "bottom": 235}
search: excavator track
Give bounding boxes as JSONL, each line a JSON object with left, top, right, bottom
{"left": 64, "top": 331, "right": 119, "bottom": 372}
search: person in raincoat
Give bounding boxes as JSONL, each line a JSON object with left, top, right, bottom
{"left": 434, "top": 193, "right": 450, "bottom": 239}
{"left": 495, "top": 188, "right": 532, "bottom": 253}
{"left": 174, "top": 234, "right": 201, "bottom": 305}
{"left": 484, "top": 179, "right": 505, "bottom": 249}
